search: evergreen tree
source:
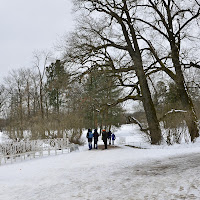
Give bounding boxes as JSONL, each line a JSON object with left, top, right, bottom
{"left": 45, "top": 60, "right": 69, "bottom": 113}
{"left": 82, "top": 68, "right": 124, "bottom": 129}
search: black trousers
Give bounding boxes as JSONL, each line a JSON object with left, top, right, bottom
{"left": 103, "top": 139, "right": 107, "bottom": 149}
{"left": 94, "top": 140, "right": 98, "bottom": 149}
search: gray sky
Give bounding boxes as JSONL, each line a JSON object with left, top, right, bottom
{"left": 0, "top": 0, "right": 74, "bottom": 80}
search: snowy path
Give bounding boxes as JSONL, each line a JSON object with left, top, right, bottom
{"left": 1, "top": 144, "right": 200, "bottom": 200}
{"left": 121, "top": 152, "right": 200, "bottom": 200}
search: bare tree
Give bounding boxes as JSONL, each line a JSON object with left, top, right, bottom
{"left": 135, "top": 0, "right": 200, "bottom": 141}
{"left": 0, "top": 84, "right": 7, "bottom": 117}
{"left": 64, "top": 0, "right": 162, "bottom": 144}
{"left": 32, "top": 50, "right": 52, "bottom": 120}
{"left": 3, "top": 69, "right": 28, "bottom": 138}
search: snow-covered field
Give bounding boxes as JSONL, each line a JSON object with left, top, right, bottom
{"left": 1, "top": 124, "right": 200, "bottom": 200}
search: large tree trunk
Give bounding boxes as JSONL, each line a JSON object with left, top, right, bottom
{"left": 121, "top": 3, "right": 162, "bottom": 144}
{"left": 171, "top": 41, "right": 199, "bottom": 141}
{"left": 136, "top": 59, "right": 162, "bottom": 144}
{"left": 176, "top": 72, "right": 199, "bottom": 141}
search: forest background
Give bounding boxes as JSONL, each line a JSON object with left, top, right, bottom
{"left": 0, "top": 0, "right": 200, "bottom": 145}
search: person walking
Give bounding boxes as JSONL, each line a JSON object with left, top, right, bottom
{"left": 93, "top": 129, "right": 99, "bottom": 149}
{"left": 108, "top": 130, "right": 112, "bottom": 145}
{"left": 111, "top": 132, "right": 116, "bottom": 145}
{"left": 86, "top": 129, "right": 93, "bottom": 150}
{"left": 102, "top": 129, "right": 108, "bottom": 149}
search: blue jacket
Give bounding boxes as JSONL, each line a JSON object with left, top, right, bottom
{"left": 112, "top": 133, "right": 116, "bottom": 140}
{"left": 87, "top": 132, "right": 93, "bottom": 139}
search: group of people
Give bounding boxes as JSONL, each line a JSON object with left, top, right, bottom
{"left": 86, "top": 128, "right": 116, "bottom": 150}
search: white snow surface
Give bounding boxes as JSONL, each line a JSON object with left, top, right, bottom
{"left": 1, "top": 124, "right": 200, "bottom": 200}
{"left": 0, "top": 132, "right": 9, "bottom": 143}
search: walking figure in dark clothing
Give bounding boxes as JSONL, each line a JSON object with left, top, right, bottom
{"left": 102, "top": 129, "right": 108, "bottom": 149}
{"left": 108, "top": 130, "right": 112, "bottom": 145}
{"left": 86, "top": 129, "right": 93, "bottom": 150}
{"left": 93, "top": 129, "right": 99, "bottom": 149}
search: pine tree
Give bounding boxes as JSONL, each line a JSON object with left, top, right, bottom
{"left": 82, "top": 68, "right": 124, "bottom": 129}
{"left": 45, "top": 60, "right": 69, "bottom": 113}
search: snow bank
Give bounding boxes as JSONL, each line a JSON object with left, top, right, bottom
{"left": 0, "top": 132, "right": 9, "bottom": 143}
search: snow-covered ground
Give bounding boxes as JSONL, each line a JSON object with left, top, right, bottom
{"left": 0, "top": 132, "right": 9, "bottom": 143}
{"left": 1, "top": 124, "right": 200, "bottom": 200}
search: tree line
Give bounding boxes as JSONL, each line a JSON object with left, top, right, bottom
{"left": 1, "top": 0, "right": 200, "bottom": 145}
{"left": 0, "top": 51, "right": 124, "bottom": 142}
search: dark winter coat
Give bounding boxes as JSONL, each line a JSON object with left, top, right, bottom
{"left": 93, "top": 129, "right": 99, "bottom": 142}
{"left": 108, "top": 131, "right": 112, "bottom": 139}
{"left": 102, "top": 130, "right": 108, "bottom": 142}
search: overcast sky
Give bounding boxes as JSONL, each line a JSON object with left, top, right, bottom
{"left": 0, "top": 0, "right": 74, "bottom": 81}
